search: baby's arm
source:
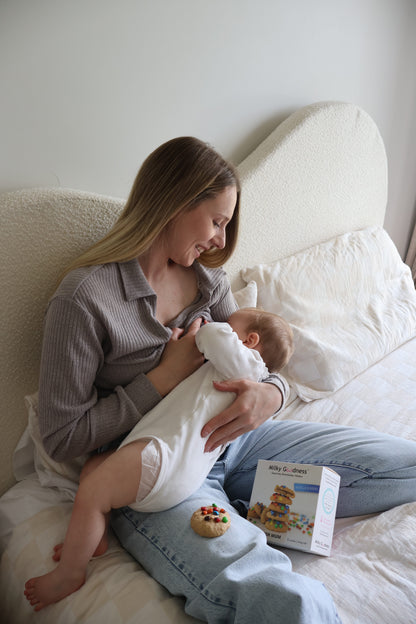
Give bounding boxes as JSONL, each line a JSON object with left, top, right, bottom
{"left": 195, "top": 322, "right": 267, "bottom": 382}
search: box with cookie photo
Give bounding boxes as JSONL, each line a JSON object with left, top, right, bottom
{"left": 248, "top": 460, "right": 340, "bottom": 556}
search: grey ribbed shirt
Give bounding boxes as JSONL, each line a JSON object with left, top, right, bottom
{"left": 38, "top": 258, "right": 288, "bottom": 462}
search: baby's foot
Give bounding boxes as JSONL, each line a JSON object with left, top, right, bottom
{"left": 24, "top": 567, "right": 85, "bottom": 611}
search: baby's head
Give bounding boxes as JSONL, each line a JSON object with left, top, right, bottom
{"left": 228, "top": 307, "right": 293, "bottom": 373}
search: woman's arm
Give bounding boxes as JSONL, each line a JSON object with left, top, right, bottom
{"left": 201, "top": 378, "right": 288, "bottom": 453}
{"left": 38, "top": 298, "right": 163, "bottom": 461}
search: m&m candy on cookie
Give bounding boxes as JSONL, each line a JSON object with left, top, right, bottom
{"left": 191, "top": 504, "right": 231, "bottom": 537}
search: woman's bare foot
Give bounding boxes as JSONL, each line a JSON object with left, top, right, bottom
{"left": 24, "top": 567, "right": 85, "bottom": 611}
{"left": 52, "top": 532, "right": 108, "bottom": 562}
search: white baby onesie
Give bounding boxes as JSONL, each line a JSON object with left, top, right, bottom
{"left": 118, "top": 322, "right": 268, "bottom": 512}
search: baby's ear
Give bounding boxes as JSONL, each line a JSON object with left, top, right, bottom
{"left": 244, "top": 332, "right": 260, "bottom": 349}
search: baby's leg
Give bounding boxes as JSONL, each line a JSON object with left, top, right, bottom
{"left": 24, "top": 440, "right": 148, "bottom": 611}
{"left": 53, "top": 451, "right": 114, "bottom": 562}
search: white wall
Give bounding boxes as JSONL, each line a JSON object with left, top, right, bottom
{"left": 1, "top": 0, "right": 416, "bottom": 257}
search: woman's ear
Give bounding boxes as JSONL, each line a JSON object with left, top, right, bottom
{"left": 244, "top": 332, "right": 260, "bottom": 349}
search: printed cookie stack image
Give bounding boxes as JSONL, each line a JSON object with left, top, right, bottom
{"left": 248, "top": 484, "right": 295, "bottom": 533}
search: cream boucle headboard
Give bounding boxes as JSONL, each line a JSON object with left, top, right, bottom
{"left": 224, "top": 100, "right": 387, "bottom": 289}
{"left": 0, "top": 101, "right": 387, "bottom": 495}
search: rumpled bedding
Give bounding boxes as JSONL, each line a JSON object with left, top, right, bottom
{"left": 1, "top": 338, "right": 415, "bottom": 623}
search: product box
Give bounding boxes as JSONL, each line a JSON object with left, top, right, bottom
{"left": 248, "top": 460, "right": 340, "bottom": 556}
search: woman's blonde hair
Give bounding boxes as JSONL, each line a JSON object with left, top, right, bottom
{"left": 62, "top": 137, "right": 240, "bottom": 277}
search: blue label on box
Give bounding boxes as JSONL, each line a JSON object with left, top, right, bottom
{"left": 294, "top": 483, "right": 320, "bottom": 493}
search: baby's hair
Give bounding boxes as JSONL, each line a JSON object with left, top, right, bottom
{"left": 242, "top": 307, "right": 294, "bottom": 373}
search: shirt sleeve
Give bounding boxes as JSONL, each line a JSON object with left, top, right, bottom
{"left": 38, "top": 297, "right": 161, "bottom": 461}
{"left": 195, "top": 322, "right": 268, "bottom": 381}
{"left": 261, "top": 373, "right": 290, "bottom": 415}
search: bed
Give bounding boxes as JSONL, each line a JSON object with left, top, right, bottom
{"left": 1, "top": 101, "right": 415, "bottom": 623}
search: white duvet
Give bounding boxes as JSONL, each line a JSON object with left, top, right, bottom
{"left": 1, "top": 338, "right": 416, "bottom": 624}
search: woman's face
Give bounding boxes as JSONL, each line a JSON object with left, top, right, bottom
{"left": 167, "top": 185, "right": 237, "bottom": 267}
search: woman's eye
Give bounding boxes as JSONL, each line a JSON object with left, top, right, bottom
{"left": 214, "top": 221, "right": 220, "bottom": 229}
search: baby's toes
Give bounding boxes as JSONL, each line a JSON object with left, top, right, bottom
{"left": 24, "top": 578, "right": 38, "bottom": 599}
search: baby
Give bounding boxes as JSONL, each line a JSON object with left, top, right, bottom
{"left": 24, "top": 307, "right": 293, "bottom": 610}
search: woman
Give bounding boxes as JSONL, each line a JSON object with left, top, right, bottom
{"left": 35, "top": 137, "right": 416, "bottom": 623}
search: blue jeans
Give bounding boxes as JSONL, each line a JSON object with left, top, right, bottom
{"left": 111, "top": 420, "right": 416, "bottom": 623}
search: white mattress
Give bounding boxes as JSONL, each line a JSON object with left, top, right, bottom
{"left": 1, "top": 337, "right": 415, "bottom": 624}
{"left": 277, "top": 336, "right": 416, "bottom": 624}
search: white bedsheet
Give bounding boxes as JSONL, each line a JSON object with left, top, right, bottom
{"left": 281, "top": 336, "right": 416, "bottom": 439}
{"left": 277, "top": 336, "right": 416, "bottom": 623}
{"left": 1, "top": 338, "right": 415, "bottom": 623}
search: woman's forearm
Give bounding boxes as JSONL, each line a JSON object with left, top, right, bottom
{"left": 201, "top": 376, "right": 288, "bottom": 453}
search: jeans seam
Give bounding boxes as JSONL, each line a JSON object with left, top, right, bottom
{"left": 121, "top": 507, "right": 237, "bottom": 613}
{"left": 306, "top": 460, "right": 373, "bottom": 476}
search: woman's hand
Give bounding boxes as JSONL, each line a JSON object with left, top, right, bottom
{"left": 201, "top": 380, "right": 283, "bottom": 452}
{"left": 146, "top": 318, "right": 205, "bottom": 397}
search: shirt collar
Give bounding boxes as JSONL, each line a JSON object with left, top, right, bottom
{"left": 118, "top": 259, "right": 155, "bottom": 301}
{"left": 118, "top": 258, "right": 224, "bottom": 302}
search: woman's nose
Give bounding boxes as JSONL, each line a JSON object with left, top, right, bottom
{"left": 212, "top": 229, "right": 226, "bottom": 249}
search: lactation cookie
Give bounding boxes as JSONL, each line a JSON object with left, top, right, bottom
{"left": 268, "top": 502, "right": 290, "bottom": 514}
{"left": 248, "top": 484, "right": 296, "bottom": 535}
{"left": 274, "top": 485, "right": 295, "bottom": 499}
{"left": 260, "top": 507, "right": 269, "bottom": 524}
{"left": 265, "top": 519, "right": 289, "bottom": 533}
{"left": 247, "top": 502, "right": 265, "bottom": 519}
{"left": 191, "top": 504, "right": 231, "bottom": 538}
{"left": 266, "top": 509, "right": 288, "bottom": 521}
{"left": 270, "top": 492, "right": 293, "bottom": 506}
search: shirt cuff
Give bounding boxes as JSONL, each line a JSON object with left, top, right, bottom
{"left": 125, "top": 373, "right": 162, "bottom": 416}
{"left": 262, "top": 373, "right": 290, "bottom": 414}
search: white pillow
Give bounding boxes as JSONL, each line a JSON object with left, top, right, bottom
{"left": 232, "top": 280, "right": 257, "bottom": 308}
{"left": 242, "top": 227, "right": 416, "bottom": 401}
